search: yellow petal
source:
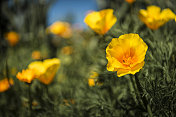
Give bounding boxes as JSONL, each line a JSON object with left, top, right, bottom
{"left": 130, "top": 61, "right": 145, "bottom": 74}
{"left": 117, "top": 69, "right": 131, "bottom": 77}
{"left": 84, "top": 9, "right": 117, "bottom": 35}
{"left": 147, "top": 5, "right": 161, "bottom": 17}
{"left": 28, "top": 61, "right": 45, "bottom": 76}
{"left": 38, "top": 58, "right": 60, "bottom": 85}
{"left": 117, "top": 61, "right": 144, "bottom": 77}
{"left": 160, "top": 9, "right": 176, "bottom": 21}
{"left": 16, "top": 69, "right": 36, "bottom": 83}
{"left": 84, "top": 11, "right": 101, "bottom": 28}
{"left": 106, "top": 56, "right": 125, "bottom": 71}
{"left": 99, "top": 9, "right": 117, "bottom": 34}
{"left": 88, "top": 78, "right": 96, "bottom": 86}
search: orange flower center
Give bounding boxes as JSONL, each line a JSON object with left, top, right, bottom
{"left": 121, "top": 48, "right": 136, "bottom": 67}
{"left": 122, "top": 56, "right": 133, "bottom": 66}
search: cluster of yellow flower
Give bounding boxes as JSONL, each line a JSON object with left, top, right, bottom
{"left": 84, "top": 6, "right": 175, "bottom": 77}
{"left": 4, "top": 22, "right": 72, "bottom": 47}
{"left": 1, "top": 4, "right": 175, "bottom": 91}
{"left": 16, "top": 58, "right": 60, "bottom": 84}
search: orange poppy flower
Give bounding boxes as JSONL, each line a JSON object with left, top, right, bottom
{"left": 0, "top": 78, "right": 14, "bottom": 92}
{"left": 5, "top": 31, "right": 20, "bottom": 46}
{"left": 106, "top": 34, "right": 148, "bottom": 77}
{"left": 16, "top": 69, "right": 36, "bottom": 83}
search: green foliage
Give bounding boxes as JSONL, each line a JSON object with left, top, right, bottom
{"left": 0, "top": 0, "right": 176, "bottom": 117}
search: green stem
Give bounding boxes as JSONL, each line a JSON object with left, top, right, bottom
{"left": 129, "top": 77, "right": 139, "bottom": 104}
{"left": 5, "top": 59, "right": 11, "bottom": 86}
{"left": 134, "top": 74, "right": 153, "bottom": 117}
{"left": 28, "top": 83, "right": 32, "bottom": 117}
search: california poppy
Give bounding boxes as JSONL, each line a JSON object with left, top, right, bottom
{"left": 84, "top": 9, "right": 117, "bottom": 35}
{"left": 139, "top": 5, "right": 175, "bottom": 30}
{"left": 106, "top": 34, "right": 148, "bottom": 77}
{"left": 0, "top": 78, "right": 14, "bottom": 92}
{"left": 47, "top": 21, "right": 72, "bottom": 38}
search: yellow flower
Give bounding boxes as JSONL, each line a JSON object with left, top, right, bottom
{"left": 32, "top": 51, "right": 41, "bottom": 60}
{"left": 106, "top": 34, "right": 148, "bottom": 77}
{"left": 28, "top": 58, "right": 60, "bottom": 85}
{"left": 88, "top": 79, "right": 96, "bottom": 87}
{"left": 16, "top": 69, "right": 36, "bottom": 83}
{"left": 0, "top": 78, "right": 14, "bottom": 92}
{"left": 5, "top": 31, "right": 20, "bottom": 46}
{"left": 28, "top": 61, "right": 45, "bottom": 77}
{"left": 88, "top": 72, "right": 99, "bottom": 87}
{"left": 84, "top": 9, "right": 117, "bottom": 35}
{"left": 61, "top": 46, "right": 73, "bottom": 55}
{"left": 47, "top": 21, "right": 72, "bottom": 38}
{"left": 125, "top": 0, "right": 135, "bottom": 4}
{"left": 139, "top": 5, "right": 176, "bottom": 30}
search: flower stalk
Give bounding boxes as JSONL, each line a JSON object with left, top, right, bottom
{"left": 28, "top": 83, "right": 32, "bottom": 117}
{"left": 134, "top": 74, "right": 153, "bottom": 117}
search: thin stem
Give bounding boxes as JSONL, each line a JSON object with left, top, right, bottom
{"left": 134, "top": 74, "right": 153, "bottom": 117}
{"left": 5, "top": 59, "right": 11, "bottom": 86}
{"left": 129, "top": 77, "right": 139, "bottom": 105}
{"left": 44, "top": 84, "right": 49, "bottom": 99}
{"left": 28, "top": 83, "right": 32, "bottom": 117}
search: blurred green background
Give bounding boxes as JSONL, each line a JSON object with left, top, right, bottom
{"left": 0, "top": 0, "right": 176, "bottom": 116}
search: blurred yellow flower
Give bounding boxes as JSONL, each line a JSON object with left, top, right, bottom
{"left": 28, "top": 58, "right": 60, "bottom": 85}
{"left": 88, "top": 79, "right": 96, "bottom": 87}
{"left": 88, "top": 72, "right": 99, "bottom": 87}
{"left": 47, "top": 21, "right": 72, "bottom": 38}
{"left": 61, "top": 46, "right": 73, "bottom": 55}
{"left": 16, "top": 69, "right": 36, "bottom": 83}
{"left": 5, "top": 31, "right": 20, "bottom": 46}
{"left": 84, "top": 9, "right": 117, "bottom": 35}
{"left": 106, "top": 34, "right": 148, "bottom": 77}
{"left": 125, "top": 0, "right": 135, "bottom": 4}
{"left": 139, "top": 5, "right": 176, "bottom": 30}
{"left": 0, "top": 78, "right": 14, "bottom": 92}
{"left": 28, "top": 61, "right": 45, "bottom": 77}
{"left": 32, "top": 51, "right": 41, "bottom": 60}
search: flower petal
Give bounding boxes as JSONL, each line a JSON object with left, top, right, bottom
{"left": 84, "top": 9, "right": 117, "bottom": 35}
{"left": 147, "top": 6, "right": 161, "bottom": 16}
{"left": 160, "top": 9, "right": 176, "bottom": 21}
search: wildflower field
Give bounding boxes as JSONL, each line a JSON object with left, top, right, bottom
{"left": 0, "top": 0, "right": 176, "bottom": 116}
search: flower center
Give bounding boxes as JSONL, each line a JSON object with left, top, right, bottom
{"left": 122, "top": 56, "right": 133, "bottom": 66}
